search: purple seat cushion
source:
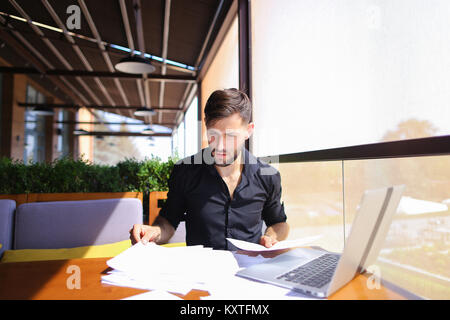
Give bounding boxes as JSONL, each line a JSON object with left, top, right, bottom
{"left": 14, "top": 198, "right": 142, "bottom": 249}
{"left": 0, "top": 200, "right": 16, "bottom": 256}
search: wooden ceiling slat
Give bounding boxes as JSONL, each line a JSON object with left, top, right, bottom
{"left": 0, "top": 0, "right": 234, "bottom": 125}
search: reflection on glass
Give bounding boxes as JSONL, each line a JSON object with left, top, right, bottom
{"left": 178, "top": 120, "right": 185, "bottom": 158}
{"left": 55, "top": 110, "right": 70, "bottom": 159}
{"left": 278, "top": 161, "right": 344, "bottom": 253}
{"left": 23, "top": 85, "right": 47, "bottom": 163}
{"left": 92, "top": 110, "right": 173, "bottom": 165}
{"left": 184, "top": 97, "right": 199, "bottom": 157}
{"left": 344, "top": 156, "right": 450, "bottom": 299}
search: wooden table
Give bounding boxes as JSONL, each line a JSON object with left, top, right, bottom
{"left": 0, "top": 253, "right": 406, "bottom": 300}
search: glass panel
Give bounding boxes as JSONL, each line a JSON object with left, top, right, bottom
{"left": 251, "top": 0, "right": 450, "bottom": 157}
{"left": 0, "top": 73, "right": 2, "bottom": 148}
{"left": 56, "top": 110, "right": 63, "bottom": 158}
{"left": 61, "top": 110, "right": 70, "bottom": 158}
{"left": 343, "top": 155, "right": 450, "bottom": 299}
{"left": 23, "top": 85, "right": 46, "bottom": 163}
{"left": 92, "top": 110, "right": 173, "bottom": 164}
{"left": 184, "top": 96, "right": 199, "bottom": 157}
{"left": 172, "top": 126, "right": 179, "bottom": 157}
{"left": 278, "top": 161, "right": 344, "bottom": 253}
{"left": 54, "top": 109, "right": 70, "bottom": 159}
{"left": 177, "top": 120, "right": 185, "bottom": 158}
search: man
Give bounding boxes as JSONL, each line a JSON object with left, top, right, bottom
{"left": 130, "top": 88, "right": 289, "bottom": 250}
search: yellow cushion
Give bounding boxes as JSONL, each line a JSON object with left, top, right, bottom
{"left": 161, "top": 242, "right": 186, "bottom": 248}
{"left": 0, "top": 239, "right": 132, "bottom": 263}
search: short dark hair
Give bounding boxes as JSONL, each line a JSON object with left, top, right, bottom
{"left": 204, "top": 88, "right": 252, "bottom": 127}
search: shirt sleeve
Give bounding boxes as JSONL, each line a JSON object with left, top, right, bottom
{"left": 261, "top": 171, "right": 287, "bottom": 227}
{"left": 157, "top": 162, "right": 187, "bottom": 230}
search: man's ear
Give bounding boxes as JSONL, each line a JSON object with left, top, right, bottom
{"left": 246, "top": 122, "right": 255, "bottom": 139}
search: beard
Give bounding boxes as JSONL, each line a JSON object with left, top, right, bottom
{"left": 211, "top": 146, "right": 243, "bottom": 167}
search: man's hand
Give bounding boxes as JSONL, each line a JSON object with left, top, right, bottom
{"left": 259, "top": 234, "right": 278, "bottom": 248}
{"left": 130, "top": 224, "right": 161, "bottom": 245}
{"left": 261, "top": 222, "right": 289, "bottom": 248}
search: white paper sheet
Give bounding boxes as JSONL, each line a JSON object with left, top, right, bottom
{"left": 226, "top": 235, "right": 322, "bottom": 252}
{"left": 103, "top": 242, "right": 240, "bottom": 295}
{"left": 101, "top": 270, "right": 194, "bottom": 295}
{"left": 231, "top": 252, "right": 270, "bottom": 269}
{"left": 200, "top": 274, "right": 317, "bottom": 300}
{"left": 103, "top": 241, "right": 321, "bottom": 300}
{"left": 121, "top": 290, "right": 183, "bottom": 300}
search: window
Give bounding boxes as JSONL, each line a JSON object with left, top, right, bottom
{"left": 250, "top": 1, "right": 450, "bottom": 299}
{"left": 172, "top": 125, "right": 179, "bottom": 158}
{"left": 0, "top": 73, "right": 3, "bottom": 149}
{"left": 344, "top": 155, "right": 450, "bottom": 299}
{"left": 184, "top": 96, "right": 199, "bottom": 157}
{"left": 177, "top": 120, "right": 185, "bottom": 158}
{"left": 278, "top": 161, "right": 345, "bottom": 253}
{"left": 92, "top": 110, "right": 172, "bottom": 164}
{"left": 278, "top": 155, "right": 450, "bottom": 299}
{"left": 251, "top": 0, "right": 450, "bottom": 157}
{"left": 55, "top": 109, "right": 70, "bottom": 159}
{"left": 23, "top": 84, "right": 46, "bottom": 163}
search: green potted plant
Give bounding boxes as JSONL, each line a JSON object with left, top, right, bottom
{"left": 134, "top": 155, "right": 178, "bottom": 225}
{"left": 0, "top": 154, "right": 178, "bottom": 223}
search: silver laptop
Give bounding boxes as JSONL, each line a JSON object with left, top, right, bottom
{"left": 236, "top": 185, "right": 405, "bottom": 298}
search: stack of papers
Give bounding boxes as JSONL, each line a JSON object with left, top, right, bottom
{"left": 102, "top": 242, "right": 240, "bottom": 295}
{"left": 201, "top": 275, "right": 314, "bottom": 300}
{"left": 102, "top": 238, "right": 321, "bottom": 300}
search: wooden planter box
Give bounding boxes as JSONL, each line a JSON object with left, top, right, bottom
{"left": 0, "top": 192, "right": 143, "bottom": 207}
{"left": 0, "top": 194, "right": 28, "bottom": 207}
{"left": 148, "top": 191, "right": 168, "bottom": 225}
{"left": 26, "top": 192, "right": 143, "bottom": 204}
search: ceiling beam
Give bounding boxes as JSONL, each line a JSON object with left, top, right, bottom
{"left": 158, "top": 0, "right": 172, "bottom": 124}
{"left": 119, "top": 0, "right": 136, "bottom": 52}
{"left": 75, "top": 131, "right": 172, "bottom": 137}
{"left": 195, "top": 0, "right": 226, "bottom": 69}
{"left": 119, "top": 0, "right": 143, "bottom": 120}
{"left": 197, "top": 0, "right": 238, "bottom": 82}
{"left": 18, "top": 102, "right": 183, "bottom": 111}
{"left": 0, "top": 66, "right": 196, "bottom": 82}
{"left": 8, "top": 0, "right": 104, "bottom": 107}
{"left": 0, "top": 10, "right": 196, "bottom": 75}
{"left": 173, "top": 0, "right": 226, "bottom": 128}
{"left": 43, "top": 0, "right": 121, "bottom": 117}
{"left": 0, "top": 19, "right": 90, "bottom": 107}
{"left": 77, "top": 0, "right": 133, "bottom": 118}
{"left": 0, "top": 29, "right": 45, "bottom": 73}
{"left": 133, "top": 0, "right": 152, "bottom": 124}
{"left": 53, "top": 121, "right": 174, "bottom": 126}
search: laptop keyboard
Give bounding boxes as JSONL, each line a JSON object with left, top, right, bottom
{"left": 276, "top": 253, "right": 340, "bottom": 289}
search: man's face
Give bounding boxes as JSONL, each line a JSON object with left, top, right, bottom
{"left": 206, "top": 113, "right": 254, "bottom": 166}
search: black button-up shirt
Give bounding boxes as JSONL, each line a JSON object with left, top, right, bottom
{"left": 158, "top": 146, "right": 287, "bottom": 250}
